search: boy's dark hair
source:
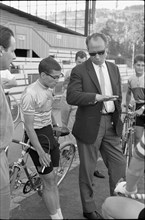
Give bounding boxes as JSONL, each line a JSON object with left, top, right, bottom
{"left": 38, "top": 56, "right": 61, "bottom": 75}
{"left": 0, "top": 25, "right": 14, "bottom": 49}
{"left": 86, "top": 32, "right": 108, "bottom": 48}
{"left": 134, "top": 54, "right": 144, "bottom": 64}
{"left": 75, "top": 50, "right": 87, "bottom": 61}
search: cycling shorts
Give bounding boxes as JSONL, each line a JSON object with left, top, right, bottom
{"left": 24, "top": 125, "right": 60, "bottom": 175}
{"left": 135, "top": 103, "right": 145, "bottom": 128}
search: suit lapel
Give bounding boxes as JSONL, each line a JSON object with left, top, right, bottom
{"left": 106, "top": 61, "right": 117, "bottom": 95}
{"left": 86, "top": 59, "right": 101, "bottom": 93}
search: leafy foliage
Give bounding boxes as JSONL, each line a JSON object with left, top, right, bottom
{"left": 92, "top": 6, "right": 144, "bottom": 64}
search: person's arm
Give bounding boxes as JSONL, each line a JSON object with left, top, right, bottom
{"left": 67, "top": 66, "right": 111, "bottom": 106}
{"left": 126, "top": 88, "right": 132, "bottom": 112}
{"left": 1, "top": 77, "right": 17, "bottom": 89}
{"left": 23, "top": 113, "right": 51, "bottom": 167}
{"left": 60, "top": 95, "right": 71, "bottom": 127}
{"left": 135, "top": 104, "right": 145, "bottom": 116}
{"left": 51, "top": 112, "right": 59, "bottom": 127}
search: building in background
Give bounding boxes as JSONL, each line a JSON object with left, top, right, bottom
{"left": 0, "top": 0, "right": 96, "bottom": 35}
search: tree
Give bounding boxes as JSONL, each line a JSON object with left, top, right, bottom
{"left": 93, "top": 6, "right": 144, "bottom": 64}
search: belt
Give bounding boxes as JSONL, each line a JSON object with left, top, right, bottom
{"left": 101, "top": 112, "right": 113, "bottom": 116}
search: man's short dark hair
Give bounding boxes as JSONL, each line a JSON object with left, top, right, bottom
{"left": 38, "top": 56, "right": 61, "bottom": 75}
{"left": 75, "top": 50, "right": 87, "bottom": 61}
{"left": 86, "top": 32, "right": 108, "bottom": 48}
{"left": 0, "top": 25, "right": 14, "bottom": 49}
{"left": 134, "top": 54, "right": 144, "bottom": 64}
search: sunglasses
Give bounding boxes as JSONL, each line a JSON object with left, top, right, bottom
{"left": 89, "top": 50, "right": 105, "bottom": 56}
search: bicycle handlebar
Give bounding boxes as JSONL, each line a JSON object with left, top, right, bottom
{"left": 12, "top": 139, "right": 35, "bottom": 150}
{"left": 122, "top": 112, "right": 145, "bottom": 117}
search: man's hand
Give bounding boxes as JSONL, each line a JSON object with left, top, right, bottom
{"left": 135, "top": 106, "right": 144, "bottom": 116}
{"left": 96, "top": 94, "right": 119, "bottom": 102}
{"left": 38, "top": 151, "right": 51, "bottom": 168}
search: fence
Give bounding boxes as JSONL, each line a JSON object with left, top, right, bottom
{"left": 10, "top": 58, "right": 133, "bottom": 102}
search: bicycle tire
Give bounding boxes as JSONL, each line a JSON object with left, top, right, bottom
{"left": 23, "top": 176, "right": 42, "bottom": 195}
{"left": 56, "top": 141, "right": 76, "bottom": 186}
{"left": 10, "top": 165, "right": 21, "bottom": 192}
{"left": 9, "top": 94, "right": 19, "bottom": 123}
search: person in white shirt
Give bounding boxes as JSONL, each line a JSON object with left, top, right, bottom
{"left": 1, "top": 68, "right": 17, "bottom": 91}
{"left": 60, "top": 51, "right": 87, "bottom": 144}
{"left": 1, "top": 68, "right": 17, "bottom": 106}
{"left": 0, "top": 24, "right": 15, "bottom": 220}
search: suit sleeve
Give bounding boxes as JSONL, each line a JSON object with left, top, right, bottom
{"left": 66, "top": 66, "right": 96, "bottom": 106}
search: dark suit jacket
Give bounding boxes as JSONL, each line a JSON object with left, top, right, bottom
{"left": 66, "top": 58, "right": 123, "bottom": 144}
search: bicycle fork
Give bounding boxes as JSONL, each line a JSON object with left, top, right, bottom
{"left": 22, "top": 161, "right": 36, "bottom": 189}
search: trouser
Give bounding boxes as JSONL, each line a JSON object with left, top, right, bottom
{"left": 60, "top": 94, "right": 77, "bottom": 144}
{"left": 77, "top": 115, "right": 126, "bottom": 213}
{"left": 0, "top": 150, "right": 10, "bottom": 219}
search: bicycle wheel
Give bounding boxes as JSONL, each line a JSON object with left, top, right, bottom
{"left": 23, "top": 176, "right": 42, "bottom": 195}
{"left": 56, "top": 141, "right": 76, "bottom": 186}
{"left": 9, "top": 94, "right": 19, "bottom": 123}
{"left": 9, "top": 164, "right": 21, "bottom": 192}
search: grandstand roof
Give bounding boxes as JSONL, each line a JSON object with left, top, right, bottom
{"left": 0, "top": 3, "right": 84, "bottom": 37}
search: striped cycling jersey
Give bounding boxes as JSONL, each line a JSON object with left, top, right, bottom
{"left": 20, "top": 79, "right": 54, "bottom": 129}
{"left": 128, "top": 74, "right": 145, "bottom": 104}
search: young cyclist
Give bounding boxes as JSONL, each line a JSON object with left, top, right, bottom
{"left": 126, "top": 54, "right": 145, "bottom": 146}
{"left": 21, "top": 56, "right": 64, "bottom": 219}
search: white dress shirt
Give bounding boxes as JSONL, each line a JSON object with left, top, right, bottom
{"left": 0, "top": 69, "right": 16, "bottom": 93}
{"left": 92, "top": 62, "right": 115, "bottom": 113}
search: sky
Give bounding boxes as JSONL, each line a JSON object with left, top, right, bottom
{"left": 95, "top": 0, "right": 144, "bottom": 10}
{"left": 2, "top": 1, "right": 144, "bottom": 13}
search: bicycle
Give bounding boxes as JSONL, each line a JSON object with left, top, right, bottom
{"left": 121, "top": 110, "right": 136, "bottom": 168}
{"left": 121, "top": 104, "right": 145, "bottom": 168}
{"left": 8, "top": 125, "right": 76, "bottom": 196}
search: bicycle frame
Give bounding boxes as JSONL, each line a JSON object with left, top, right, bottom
{"left": 10, "top": 126, "right": 76, "bottom": 195}
{"left": 121, "top": 112, "right": 136, "bottom": 167}
{"left": 10, "top": 139, "right": 41, "bottom": 193}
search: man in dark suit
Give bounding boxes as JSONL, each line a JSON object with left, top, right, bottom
{"left": 66, "top": 32, "right": 126, "bottom": 219}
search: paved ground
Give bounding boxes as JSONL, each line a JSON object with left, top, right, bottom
{"left": 10, "top": 147, "right": 80, "bottom": 211}
{"left": 10, "top": 158, "right": 109, "bottom": 219}
{"left": 9, "top": 156, "right": 145, "bottom": 219}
